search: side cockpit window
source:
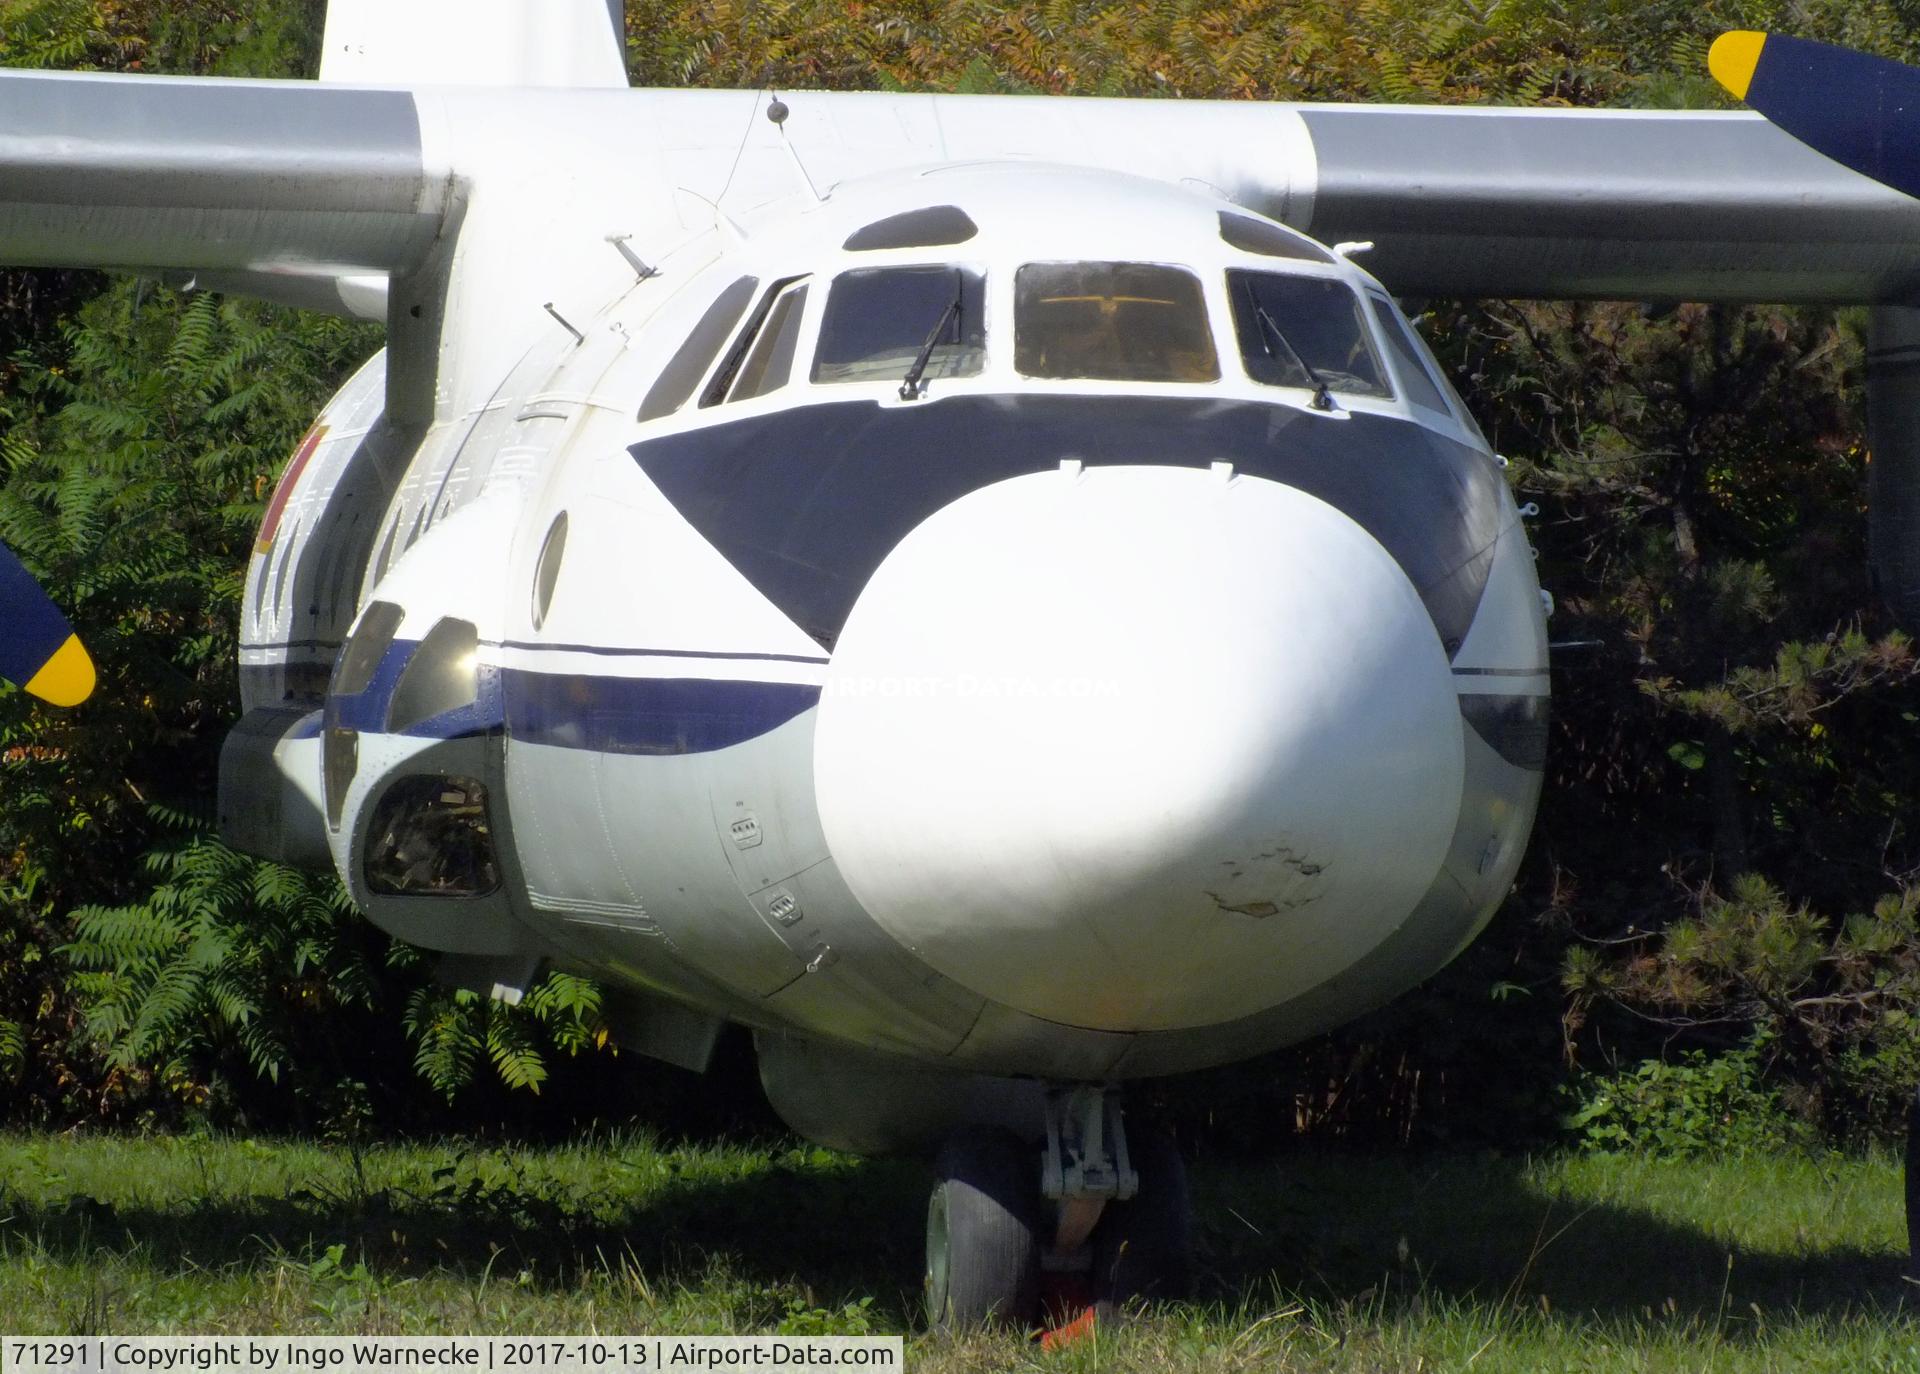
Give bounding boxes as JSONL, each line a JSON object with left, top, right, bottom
{"left": 1369, "top": 294, "right": 1486, "bottom": 441}
{"left": 701, "top": 275, "right": 809, "bottom": 408}
{"left": 1227, "top": 270, "right": 1391, "bottom": 400}
{"left": 1367, "top": 294, "right": 1451, "bottom": 417}
{"left": 1015, "top": 262, "right": 1218, "bottom": 383}
{"left": 727, "top": 280, "right": 809, "bottom": 403}
{"left": 814, "top": 266, "right": 986, "bottom": 386}
{"left": 639, "top": 275, "right": 759, "bottom": 421}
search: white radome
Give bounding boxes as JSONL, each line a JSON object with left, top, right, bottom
{"left": 815, "top": 463, "right": 1464, "bottom": 1032}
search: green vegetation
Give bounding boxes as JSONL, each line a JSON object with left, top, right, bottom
{"left": 0, "top": 1134, "right": 1912, "bottom": 1370}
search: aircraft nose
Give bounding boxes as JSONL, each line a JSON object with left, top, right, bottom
{"left": 813, "top": 463, "right": 1465, "bottom": 1034}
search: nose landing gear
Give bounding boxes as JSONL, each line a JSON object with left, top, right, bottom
{"left": 924, "top": 1087, "right": 1193, "bottom": 1334}
{"left": 925, "top": 1128, "right": 1042, "bottom": 1329}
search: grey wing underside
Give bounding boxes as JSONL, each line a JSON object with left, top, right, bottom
{"left": 1293, "top": 105, "right": 1920, "bottom": 303}
{"left": 0, "top": 69, "right": 445, "bottom": 313}
{"left": 5, "top": 69, "right": 1920, "bottom": 313}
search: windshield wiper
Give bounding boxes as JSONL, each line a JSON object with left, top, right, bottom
{"left": 900, "top": 283, "right": 963, "bottom": 401}
{"left": 1253, "top": 302, "right": 1335, "bottom": 412}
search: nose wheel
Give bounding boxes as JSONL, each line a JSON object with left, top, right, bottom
{"left": 925, "top": 1128, "right": 1041, "bottom": 1329}
{"left": 924, "top": 1091, "right": 1192, "bottom": 1334}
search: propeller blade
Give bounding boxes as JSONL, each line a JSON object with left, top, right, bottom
{"left": 1710, "top": 31, "right": 1920, "bottom": 201}
{"left": 0, "top": 542, "right": 93, "bottom": 707}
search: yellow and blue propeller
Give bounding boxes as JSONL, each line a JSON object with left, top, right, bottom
{"left": 0, "top": 541, "right": 93, "bottom": 707}
{"left": 1711, "top": 31, "right": 1920, "bottom": 200}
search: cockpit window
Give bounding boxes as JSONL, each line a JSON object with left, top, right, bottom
{"left": 813, "top": 266, "right": 986, "bottom": 386}
{"left": 1369, "top": 295, "right": 1484, "bottom": 441}
{"left": 639, "top": 275, "right": 758, "bottom": 421}
{"left": 1367, "top": 295, "right": 1451, "bottom": 416}
{"left": 728, "top": 280, "right": 809, "bottom": 403}
{"left": 1226, "top": 270, "right": 1391, "bottom": 400}
{"left": 1014, "top": 262, "right": 1219, "bottom": 383}
{"left": 701, "top": 276, "right": 807, "bottom": 407}
{"left": 844, "top": 206, "right": 978, "bottom": 251}
{"left": 1218, "top": 212, "right": 1335, "bottom": 263}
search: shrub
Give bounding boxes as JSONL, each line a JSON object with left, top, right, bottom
{"left": 1560, "top": 1037, "right": 1816, "bottom": 1157}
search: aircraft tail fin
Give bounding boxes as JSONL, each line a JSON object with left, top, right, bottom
{"left": 319, "top": 0, "right": 628, "bottom": 88}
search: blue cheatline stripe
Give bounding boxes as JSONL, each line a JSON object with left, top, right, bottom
{"left": 501, "top": 670, "right": 819, "bottom": 755}
{"left": 487, "top": 639, "right": 831, "bottom": 665}
{"left": 0, "top": 540, "right": 76, "bottom": 689}
{"left": 323, "top": 637, "right": 818, "bottom": 754}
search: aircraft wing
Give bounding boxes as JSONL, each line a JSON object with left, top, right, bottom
{"left": 1288, "top": 103, "right": 1920, "bottom": 303}
{"left": 3, "top": 70, "right": 1919, "bottom": 308}
{"left": 0, "top": 69, "right": 446, "bottom": 312}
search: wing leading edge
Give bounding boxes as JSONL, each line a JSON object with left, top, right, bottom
{"left": 5, "top": 72, "right": 1919, "bottom": 309}
{"left": 0, "top": 69, "right": 446, "bottom": 303}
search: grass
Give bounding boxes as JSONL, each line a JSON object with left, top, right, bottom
{"left": 1, "top": 1130, "right": 1916, "bottom": 1371}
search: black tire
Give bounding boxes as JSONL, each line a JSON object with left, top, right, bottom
{"left": 925, "top": 1128, "right": 1041, "bottom": 1331}
{"left": 1092, "top": 1128, "right": 1191, "bottom": 1317}
{"left": 1906, "top": 1080, "right": 1919, "bottom": 1284}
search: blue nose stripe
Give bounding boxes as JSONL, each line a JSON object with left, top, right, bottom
{"left": 325, "top": 637, "right": 817, "bottom": 754}
{"left": 501, "top": 671, "right": 818, "bottom": 755}
{"left": 630, "top": 394, "right": 1505, "bottom": 655}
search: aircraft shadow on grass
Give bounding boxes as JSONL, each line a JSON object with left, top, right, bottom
{"left": 0, "top": 1149, "right": 1902, "bottom": 1330}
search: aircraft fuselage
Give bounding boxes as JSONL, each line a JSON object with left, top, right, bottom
{"left": 223, "top": 162, "right": 1548, "bottom": 1140}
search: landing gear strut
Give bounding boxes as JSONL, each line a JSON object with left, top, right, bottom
{"left": 924, "top": 1087, "right": 1192, "bottom": 1332}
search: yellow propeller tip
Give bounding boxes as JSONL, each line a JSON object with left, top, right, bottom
{"left": 24, "top": 633, "right": 95, "bottom": 707}
{"left": 1709, "top": 30, "right": 1768, "bottom": 102}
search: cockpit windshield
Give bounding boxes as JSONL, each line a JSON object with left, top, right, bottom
{"left": 814, "top": 266, "right": 986, "bottom": 385}
{"left": 1227, "top": 270, "right": 1391, "bottom": 400}
{"left": 1014, "top": 262, "right": 1219, "bottom": 383}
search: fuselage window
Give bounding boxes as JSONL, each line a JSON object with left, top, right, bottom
{"left": 1367, "top": 295, "right": 1452, "bottom": 417}
{"left": 700, "top": 275, "right": 806, "bottom": 408}
{"left": 1014, "top": 262, "right": 1219, "bottom": 383}
{"left": 530, "top": 511, "right": 568, "bottom": 631}
{"left": 728, "top": 280, "right": 810, "bottom": 403}
{"left": 813, "top": 265, "right": 986, "bottom": 386}
{"left": 1226, "top": 270, "right": 1391, "bottom": 400}
{"left": 365, "top": 775, "right": 500, "bottom": 898}
{"left": 639, "top": 274, "right": 759, "bottom": 421}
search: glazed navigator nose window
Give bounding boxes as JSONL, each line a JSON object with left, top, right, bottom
{"left": 1014, "top": 262, "right": 1219, "bottom": 383}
